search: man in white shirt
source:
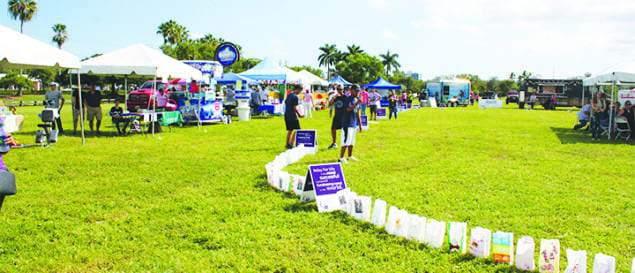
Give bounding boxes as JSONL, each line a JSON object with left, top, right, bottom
{"left": 574, "top": 99, "right": 591, "bottom": 130}
{"left": 44, "top": 82, "right": 65, "bottom": 133}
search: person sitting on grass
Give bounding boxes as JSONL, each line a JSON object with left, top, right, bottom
{"left": 338, "top": 85, "right": 363, "bottom": 164}
{"left": 110, "top": 100, "right": 130, "bottom": 136}
{"left": 284, "top": 85, "right": 304, "bottom": 149}
{"left": 573, "top": 99, "right": 591, "bottom": 130}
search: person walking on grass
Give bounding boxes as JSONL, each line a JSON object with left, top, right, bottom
{"left": 303, "top": 89, "right": 314, "bottom": 118}
{"left": 284, "top": 85, "right": 304, "bottom": 149}
{"left": 338, "top": 85, "right": 363, "bottom": 164}
{"left": 328, "top": 85, "right": 346, "bottom": 150}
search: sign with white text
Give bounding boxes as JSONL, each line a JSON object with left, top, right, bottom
{"left": 361, "top": 115, "right": 368, "bottom": 131}
{"left": 300, "top": 163, "right": 347, "bottom": 212}
{"left": 376, "top": 108, "right": 387, "bottom": 119}
{"left": 295, "top": 130, "right": 317, "bottom": 155}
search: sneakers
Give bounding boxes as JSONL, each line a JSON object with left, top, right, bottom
{"left": 348, "top": 156, "right": 359, "bottom": 162}
{"left": 285, "top": 144, "right": 293, "bottom": 149}
{"left": 328, "top": 143, "right": 338, "bottom": 149}
{"left": 338, "top": 157, "right": 348, "bottom": 164}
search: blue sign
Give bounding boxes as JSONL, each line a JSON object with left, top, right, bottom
{"left": 295, "top": 130, "right": 316, "bottom": 148}
{"left": 215, "top": 42, "right": 240, "bottom": 67}
{"left": 300, "top": 163, "right": 348, "bottom": 212}
{"left": 178, "top": 98, "right": 224, "bottom": 123}
{"left": 376, "top": 108, "right": 386, "bottom": 119}
{"left": 182, "top": 60, "right": 224, "bottom": 78}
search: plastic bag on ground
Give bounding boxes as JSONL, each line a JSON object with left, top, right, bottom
{"left": 592, "top": 253, "right": 615, "bottom": 273}
{"left": 447, "top": 222, "right": 468, "bottom": 253}
{"left": 370, "top": 199, "right": 387, "bottom": 227}
{"left": 515, "top": 236, "right": 535, "bottom": 271}
{"left": 492, "top": 231, "right": 514, "bottom": 265}
{"left": 564, "top": 249, "right": 586, "bottom": 273}
{"left": 539, "top": 239, "right": 560, "bottom": 273}
{"left": 424, "top": 218, "right": 446, "bottom": 249}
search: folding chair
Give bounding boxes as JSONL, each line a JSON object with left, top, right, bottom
{"left": 615, "top": 119, "right": 631, "bottom": 140}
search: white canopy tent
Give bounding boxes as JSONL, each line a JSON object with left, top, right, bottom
{"left": 297, "top": 70, "right": 328, "bottom": 91}
{"left": 0, "top": 24, "right": 84, "bottom": 144}
{"left": 74, "top": 44, "right": 204, "bottom": 136}
{"left": 239, "top": 57, "right": 301, "bottom": 84}
{"left": 582, "top": 60, "right": 635, "bottom": 139}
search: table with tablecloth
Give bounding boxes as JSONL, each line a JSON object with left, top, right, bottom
{"left": 258, "top": 104, "right": 284, "bottom": 115}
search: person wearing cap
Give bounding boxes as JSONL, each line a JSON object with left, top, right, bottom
{"left": 338, "top": 84, "right": 363, "bottom": 163}
{"left": 284, "top": 85, "right": 304, "bottom": 149}
{"left": 328, "top": 85, "right": 346, "bottom": 150}
{"left": 302, "top": 89, "right": 314, "bottom": 118}
{"left": 44, "top": 82, "right": 65, "bottom": 133}
{"left": 84, "top": 84, "right": 103, "bottom": 135}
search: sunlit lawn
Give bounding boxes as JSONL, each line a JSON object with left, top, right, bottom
{"left": 0, "top": 102, "right": 633, "bottom": 272}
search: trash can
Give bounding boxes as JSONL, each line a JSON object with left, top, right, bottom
{"left": 237, "top": 107, "right": 250, "bottom": 121}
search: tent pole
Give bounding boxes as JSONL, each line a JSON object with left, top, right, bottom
{"left": 124, "top": 76, "right": 128, "bottom": 109}
{"left": 152, "top": 72, "right": 156, "bottom": 138}
{"left": 609, "top": 73, "right": 615, "bottom": 140}
{"left": 77, "top": 71, "right": 85, "bottom": 146}
{"left": 198, "top": 79, "right": 202, "bottom": 130}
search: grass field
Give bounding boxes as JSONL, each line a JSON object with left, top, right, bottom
{"left": 0, "top": 102, "right": 633, "bottom": 272}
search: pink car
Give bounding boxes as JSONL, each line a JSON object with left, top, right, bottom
{"left": 126, "top": 79, "right": 181, "bottom": 112}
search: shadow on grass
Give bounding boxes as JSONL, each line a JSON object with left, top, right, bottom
{"left": 551, "top": 127, "right": 635, "bottom": 145}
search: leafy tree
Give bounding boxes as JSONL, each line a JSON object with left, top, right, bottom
{"left": 379, "top": 49, "right": 401, "bottom": 76}
{"left": 81, "top": 53, "right": 103, "bottom": 62}
{"left": 51, "top": 23, "right": 68, "bottom": 49}
{"left": 334, "top": 53, "right": 382, "bottom": 84}
{"left": 498, "top": 79, "right": 518, "bottom": 95}
{"left": 156, "top": 20, "right": 189, "bottom": 46}
{"left": 288, "top": 66, "right": 323, "bottom": 78}
{"left": 344, "top": 44, "right": 365, "bottom": 60}
{"left": 0, "top": 72, "right": 33, "bottom": 96}
{"left": 456, "top": 74, "right": 486, "bottom": 93}
{"left": 8, "top": 0, "right": 38, "bottom": 33}
{"left": 317, "top": 44, "right": 337, "bottom": 80}
{"left": 28, "top": 68, "right": 54, "bottom": 89}
{"left": 388, "top": 71, "right": 425, "bottom": 94}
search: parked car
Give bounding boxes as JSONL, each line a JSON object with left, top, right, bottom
{"left": 126, "top": 79, "right": 182, "bottom": 112}
{"left": 506, "top": 91, "right": 519, "bottom": 104}
{"left": 481, "top": 91, "right": 497, "bottom": 100}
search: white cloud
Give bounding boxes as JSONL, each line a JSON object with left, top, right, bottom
{"left": 409, "top": 20, "right": 422, "bottom": 28}
{"left": 190, "top": 32, "right": 204, "bottom": 40}
{"left": 382, "top": 27, "right": 398, "bottom": 39}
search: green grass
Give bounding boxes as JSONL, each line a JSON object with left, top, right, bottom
{"left": 0, "top": 103, "right": 633, "bottom": 272}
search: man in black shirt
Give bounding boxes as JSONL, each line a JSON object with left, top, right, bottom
{"left": 71, "top": 88, "right": 84, "bottom": 135}
{"left": 328, "top": 85, "right": 347, "bottom": 149}
{"left": 110, "top": 100, "right": 130, "bottom": 136}
{"left": 83, "top": 84, "right": 102, "bottom": 135}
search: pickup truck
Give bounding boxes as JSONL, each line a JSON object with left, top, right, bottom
{"left": 126, "top": 79, "right": 181, "bottom": 112}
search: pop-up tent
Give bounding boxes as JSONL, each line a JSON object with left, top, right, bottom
{"left": 362, "top": 77, "right": 402, "bottom": 89}
{"left": 582, "top": 60, "right": 635, "bottom": 139}
{"left": 298, "top": 70, "right": 328, "bottom": 86}
{"left": 213, "top": 72, "right": 257, "bottom": 85}
{"left": 328, "top": 75, "right": 353, "bottom": 86}
{"left": 75, "top": 43, "right": 203, "bottom": 136}
{"left": 239, "top": 57, "right": 300, "bottom": 84}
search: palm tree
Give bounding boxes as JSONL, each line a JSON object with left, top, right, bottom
{"left": 157, "top": 20, "right": 175, "bottom": 45}
{"left": 157, "top": 20, "right": 188, "bottom": 45}
{"left": 51, "top": 23, "right": 68, "bottom": 49}
{"left": 317, "top": 44, "right": 337, "bottom": 80}
{"left": 8, "top": 0, "right": 38, "bottom": 33}
{"left": 379, "top": 49, "right": 401, "bottom": 76}
{"left": 172, "top": 24, "right": 189, "bottom": 45}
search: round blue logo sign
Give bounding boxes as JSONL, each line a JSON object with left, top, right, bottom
{"left": 215, "top": 43, "right": 240, "bottom": 67}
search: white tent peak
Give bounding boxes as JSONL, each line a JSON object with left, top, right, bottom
{"left": 78, "top": 43, "right": 202, "bottom": 80}
{"left": 239, "top": 57, "right": 300, "bottom": 83}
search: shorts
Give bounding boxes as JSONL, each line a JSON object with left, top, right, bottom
{"left": 72, "top": 108, "right": 81, "bottom": 121}
{"left": 285, "top": 119, "right": 300, "bottom": 131}
{"left": 369, "top": 105, "right": 377, "bottom": 114}
{"left": 341, "top": 127, "right": 357, "bottom": 147}
{"left": 87, "top": 106, "right": 102, "bottom": 121}
{"left": 331, "top": 118, "right": 342, "bottom": 130}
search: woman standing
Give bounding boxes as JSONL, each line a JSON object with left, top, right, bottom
{"left": 302, "top": 90, "right": 314, "bottom": 118}
{"left": 389, "top": 91, "right": 399, "bottom": 120}
{"left": 591, "top": 91, "right": 607, "bottom": 140}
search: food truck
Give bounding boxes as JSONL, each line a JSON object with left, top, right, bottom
{"left": 176, "top": 61, "right": 228, "bottom": 124}
{"left": 427, "top": 78, "right": 471, "bottom": 106}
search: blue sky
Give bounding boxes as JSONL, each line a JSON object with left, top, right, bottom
{"left": 2, "top": 0, "right": 634, "bottom": 81}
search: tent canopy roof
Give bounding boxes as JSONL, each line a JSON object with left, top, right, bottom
{"left": 583, "top": 60, "right": 635, "bottom": 86}
{"left": 362, "top": 77, "right": 402, "bottom": 89}
{"left": 0, "top": 24, "right": 80, "bottom": 69}
{"left": 239, "top": 57, "right": 300, "bottom": 83}
{"left": 213, "top": 72, "right": 257, "bottom": 85}
{"left": 328, "top": 75, "right": 353, "bottom": 86}
{"left": 298, "top": 70, "right": 328, "bottom": 86}
{"left": 77, "top": 43, "right": 202, "bottom": 80}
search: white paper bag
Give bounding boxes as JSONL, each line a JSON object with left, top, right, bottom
{"left": 370, "top": 199, "right": 387, "bottom": 227}
{"left": 631, "top": 257, "right": 634, "bottom": 273}
{"left": 290, "top": 174, "right": 302, "bottom": 194}
{"left": 592, "top": 253, "right": 615, "bottom": 273}
{"left": 564, "top": 249, "right": 586, "bottom": 273}
{"left": 406, "top": 214, "right": 422, "bottom": 241}
{"left": 394, "top": 209, "right": 410, "bottom": 238}
{"left": 413, "top": 216, "right": 427, "bottom": 243}
{"left": 346, "top": 191, "right": 358, "bottom": 216}
{"left": 492, "top": 231, "right": 514, "bottom": 265}
{"left": 352, "top": 196, "right": 372, "bottom": 222}
{"left": 424, "top": 218, "right": 446, "bottom": 249}
{"left": 539, "top": 239, "right": 560, "bottom": 273}
{"left": 295, "top": 176, "right": 306, "bottom": 193}
{"left": 336, "top": 188, "right": 351, "bottom": 212}
{"left": 385, "top": 206, "right": 399, "bottom": 235}
{"left": 447, "top": 222, "right": 468, "bottom": 253}
{"left": 515, "top": 236, "right": 535, "bottom": 270}
{"left": 470, "top": 227, "right": 492, "bottom": 259}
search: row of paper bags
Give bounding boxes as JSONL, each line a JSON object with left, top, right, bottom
{"left": 264, "top": 151, "right": 634, "bottom": 272}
